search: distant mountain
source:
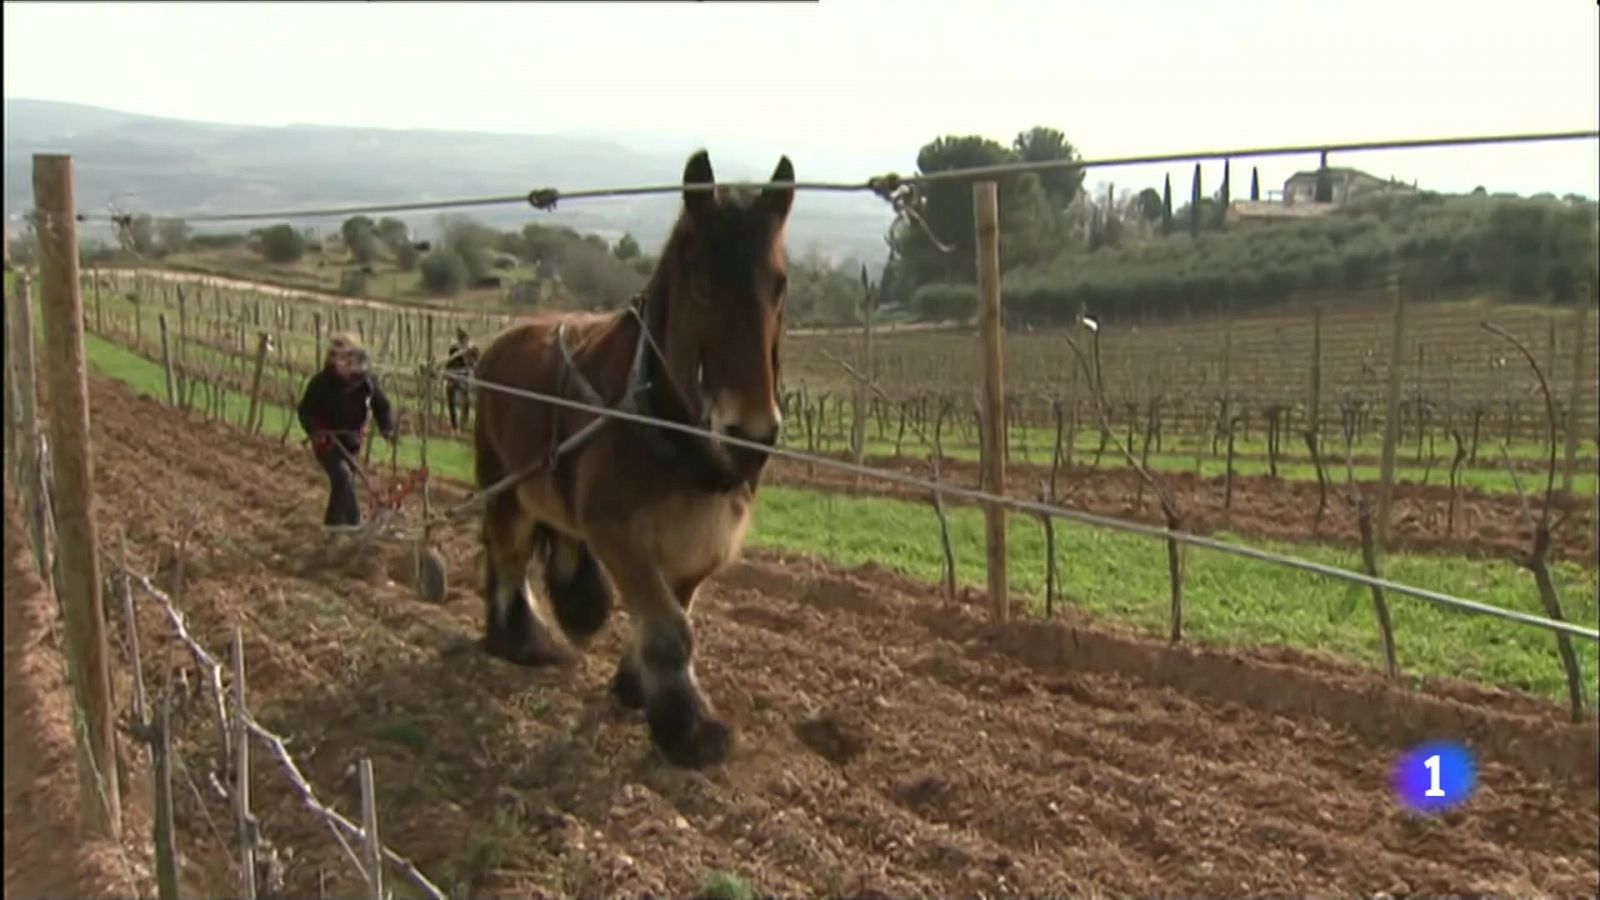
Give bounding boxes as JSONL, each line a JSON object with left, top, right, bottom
{"left": 3, "top": 98, "right": 896, "bottom": 267}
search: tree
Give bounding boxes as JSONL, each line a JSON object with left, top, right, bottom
{"left": 375, "top": 217, "right": 409, "bottom": 249}
{"left": 614, "top": 232, "right": 641, "bottom": 261}
{"left": 1011, "top": 126, "right": 1085, "bottom": 212}
{"left": 1250, "top": 167, "right": 1261, "bottom": 201}
{"left": 439, "top": 214, "right": 497, "bottom": 279}
{"left": 156, "top": 218, "right": 189, "bottom": 256}
{"left": 340, "top": 215, "right": 380, "bottom": 265}
{"left": 394, "top": 241, "right": 419, "bottom": 272}
{"left": 1138, "top": 187, "right": 1164, "bottom": 223}
{"left": 786, "top": 248, "right": 860, "bottom": 326}
{"left": 1162, "top": 174, "right": 1173, "bottom": 236}
{"left": 1189, "top": 163, "right": 1202, "bottom": 239}
{"left": 419, "top": 249, "right": 468, "bottom": 296}
{"left": 341, "top": 215, "right": 374, "bottom": 247}
{"left": 891, "top": 134, "right": 1056, "bottom": 286}
{"left": 257, "top": 223, "right": 304, "bottom": 263}
{"left": 559, "top": 239, "right": 646, "bottom": 309}
{"left": 113, "top": 213, "right": 158, "bottom": 257}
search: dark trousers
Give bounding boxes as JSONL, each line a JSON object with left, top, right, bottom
{"left": 446, "top": 380, "right": 471, "bottom": 431}
{"left": 317, "top": 446, "right": 362, "bottom": 527}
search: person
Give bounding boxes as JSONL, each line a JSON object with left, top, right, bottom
{"left": 443, "top": 326, "right": 481, "bottom": 432}
{"left": 297, "top": 333, "right": 396, "bottom": 527}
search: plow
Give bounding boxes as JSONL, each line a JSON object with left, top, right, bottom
{"left": 313, "top": 430, "right": 448, "bottom": 603}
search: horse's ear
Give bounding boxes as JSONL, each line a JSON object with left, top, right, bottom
{"left": 759, "top": 155, "right": 795, "bottom": 222}
{"left": 683, "top": 150, "right": 717, "bottom": 223}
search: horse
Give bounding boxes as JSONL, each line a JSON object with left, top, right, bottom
{"left": 470, "top": 150, "right": 793, "bottom": 768}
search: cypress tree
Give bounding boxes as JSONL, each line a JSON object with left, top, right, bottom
{"left": 1190, "top": 163, "right": 1202, "bottom": 239}
{"left": 1219, "top": 159, "right": 1232, "bottom": 226}
{"left": 1162, "top": 174, "right": 1173, "bottom": 236}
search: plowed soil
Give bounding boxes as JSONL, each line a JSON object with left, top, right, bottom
{"left": 32, "top": 372, "right": 1600, "bottom": 897}
{"left": 4, "top": 484, "right": 143, "bottom": 898}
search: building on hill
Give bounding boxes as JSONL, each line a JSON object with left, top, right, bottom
{"left": 1226, "top": 199, "right": 1338, "bottom": 225}
{"left": 1282, "top": 167, "right": 1416, "bottom": 207}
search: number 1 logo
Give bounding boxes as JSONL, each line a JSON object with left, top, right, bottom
{"left": 1395, "top": 742, "right": 1475, "bottom": 813}
{"left": 1424, "top": 754, "right": 1445, "bottom": 797}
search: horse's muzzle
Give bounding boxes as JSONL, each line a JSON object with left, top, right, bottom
{"left": 722, "top": 422, "right": 779, "bottom": 480}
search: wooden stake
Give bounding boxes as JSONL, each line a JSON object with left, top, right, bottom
{"left": 9, "top": 273, "right": 41, "bottom": 476}
{"left": 233, "top": 627, "right": 257, "bottom": 900}
{"left": 33, "top": 153, "right": 123, "bottom": 840}
{"left": 422, "top": 316, "right": 433, "bottom": 521}
{"left": 360, "top": 759, "right": 385, "bottom": 900}
{"left": 974, "top": 181, "right": 1008, "bottom": 622}
{"left": 153, "top": 687, "right": 180, "bottom": 900}
{"left": 1308, "top": 303, "right": 1322, "bottom": 442}
{"left": 1562, "top": 300, "right": 1589, "bottom": 496}
{"left": 3, "top": 278, "right": 14, "bottom": 467}
{"left": 1377, "top": 264, "right": 1405, "bottom": 550}
{"left": 852, "top": 269, "right": 875, "bottom": 489}
{"left": 158, "top": 313, "right": 177, "bottom": 406}
{"left": 246, "top": 332, "right": 271, "bottom": 435}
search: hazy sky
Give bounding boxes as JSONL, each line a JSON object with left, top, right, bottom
{"left": 5, "top": 0, "right": 1598, "bottom": 199}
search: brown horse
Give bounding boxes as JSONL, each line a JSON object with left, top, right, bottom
{"left": 470, "top": 150, "right": 792, "bottom": 768}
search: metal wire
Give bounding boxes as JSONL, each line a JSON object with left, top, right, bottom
{"left": 440, "top": 370, "right": 1599, "bottom": 643}
{"left": 902, "top": 129, "right": 1600, "bottom": 186}
{"left": 77, "top": 128, "right": 1600, "bottom": 225}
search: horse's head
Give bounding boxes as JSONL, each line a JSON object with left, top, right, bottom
{"left": 657, "top": 149, "right": 793, "bottom": 479}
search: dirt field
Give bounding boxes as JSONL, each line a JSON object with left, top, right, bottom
{"left": 25, "top": 372, "right": 1600, "bottom": 897}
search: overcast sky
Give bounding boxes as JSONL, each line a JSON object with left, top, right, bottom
{"left": 5, "top": 0, "right": 1598, "bottom": 199}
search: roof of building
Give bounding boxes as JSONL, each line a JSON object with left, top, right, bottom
{"left": 1284, "top": 166, "right": 1387, "bottom": 184}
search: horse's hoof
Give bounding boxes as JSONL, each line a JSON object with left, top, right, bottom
{"left": 610, "top": 664, "right": 644, "bottom": 710}
{"left": 647, "top": 701, "right": 734, "bottom": 768}
{"left": 478, "top": 634, "right": 575, "bottom": 668}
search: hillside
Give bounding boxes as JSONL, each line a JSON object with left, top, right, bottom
{"left": 2, "top": 98, "right": 895, "bottom": 266}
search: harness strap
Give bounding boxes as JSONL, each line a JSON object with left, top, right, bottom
{"left": 544, "top": 301, "right": 661, "bottom": 467}
{"left": 467, "top": 293, "right": 691, "bottom": 516}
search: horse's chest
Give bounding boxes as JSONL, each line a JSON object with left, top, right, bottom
{"left": 640, "top": 492, "right": 752, "bottom": 582}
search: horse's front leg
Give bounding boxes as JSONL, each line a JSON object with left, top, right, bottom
{"left": 610, "top": 576, "right": 699, "bottom": 710}
{"left": 589, "top": 531, "right": 729, "bottom": 768}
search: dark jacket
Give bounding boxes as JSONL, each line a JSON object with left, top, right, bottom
{"left": 298, "top": 367, "right": 395, "bottom": 455}
{"left": 444, "top": 340, "right": 480, "bottom": 373}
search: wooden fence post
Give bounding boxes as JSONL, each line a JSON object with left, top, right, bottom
{"left": 974, "top": 181, "right": 1008, "bottom": 623}
{"left": 1376, "top": 263, "right": 1405, "bottom": 550}
{"left": 33, "top": 152, "right": 123, "bottom": 840}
